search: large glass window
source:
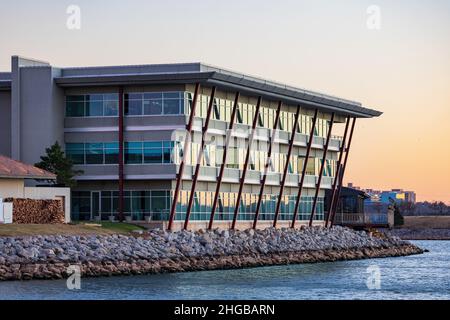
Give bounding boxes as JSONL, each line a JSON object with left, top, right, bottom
{"left": 163, "top": 92, "right": 181, "bottom": 114}
{"left": 104, "top": 94, "right": 119, "bottom": 116}
{"left": 125, "top": 93, "right": 143, "bottom": 116}
{"left": 104, "top": 143, "right": 119, "bottom": 164}
{"left": 66, "top": 143, "right": 85, "bottom": 164}
{"left": 125, "top": 142, "right": 143, "bottom": 164}
{"left": 86, "top": 94, "right": 103, "bottom": 117}
{"left": 143, "top": 141, "right": 162, "bottom": 163}
{"left": 66, "top": 94, "right": 119, "bottom": 117}
{"left": 143, "top": 92, "right": 163, "bottom": 115}
{"left": 85, "top": 143, "right": 104, "bottom": 164}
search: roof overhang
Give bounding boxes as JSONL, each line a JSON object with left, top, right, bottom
{"left": 0, "top": 80, "right": 11, "bottom": 91}
{"left": 0, "top": 175, "right": 56, "bottom": 180}
{"left": 54, "top": 71, "right": 382, "bottom": 118}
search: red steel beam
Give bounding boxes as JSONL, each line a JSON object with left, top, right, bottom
{"left": 330, "top": 117, "right": 356, "bottom": 227}
{"left": 273, "top": 104, "right": 301, "bottom": 228}
{"left": 325, "top": 116, "right": 350, "bottom": 228}
{"left": 252, "top": 101, "right": 282, "bottom": 229}
{"left": 118, "top": 86, "right": 125, "bottom": 222}
{"left": 291, "top": 109, "right": 318, "bottom": 228}
{"left": 167, "top": 83, "right": 200, "bottom": 231}
{"left": 231, "top": 96, "right": 262, "bottom": 230}
{"left": 184, "top": 86, "right": 217, "bottom": 230}
{"left": 308, "top": 112, "right": 335, "bottom": 227}
{"left": 208, "top": 91, "right": 240, "bottom": 230}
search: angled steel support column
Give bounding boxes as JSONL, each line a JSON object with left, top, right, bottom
{"left": 253, "top": 101, "right": 282, "bottom": 229}
{"left": 231, "top": 96, "right": 262, "bottom": 230}
{"left": 325, "top": 116, "right": 350, "bottom": 228}
{"left": 208, "top": 92, "right": 240, "bottom": 230}
{"left": 118, "top": 86, "right": 125, "bottom": 222}
{"left": 167, "top": 83, "right": 200, "bottom": 231}
{"left": 330, "top": 117, "right": 356, "bottom": 227}
{"left": 273, "top": 105, "right": 301, "bottom": 228}
{"left": 184, "top": 86, "right": 217, "bottom": 230}
{"left": 291, "top": 109, "right": 318, "bottom": 228}
{"left": 309, "top": 113, "right": 335, "bottom": 226}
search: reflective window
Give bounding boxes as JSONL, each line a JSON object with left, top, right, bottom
{"left": 66, "top": 94, "right": 119, "bottom": 117}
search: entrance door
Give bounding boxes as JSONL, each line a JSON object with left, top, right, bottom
{"left": 91, "top": 192, "right": 100, "bottom": 221}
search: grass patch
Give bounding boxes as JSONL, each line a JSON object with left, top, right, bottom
{"left": 88, "top": 221, "right": 146, "bottom": 234}
{"left": 0, "top": 221, "right": 146, "bottom": 237}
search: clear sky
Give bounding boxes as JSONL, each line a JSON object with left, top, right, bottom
{"left": 0, "top": 0, "right": 449, "bottom": 203}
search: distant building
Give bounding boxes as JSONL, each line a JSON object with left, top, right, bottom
{"left": 379, "top": 189, "right": 416, "bottom": 204}
{"left": 346, "top": 183, "right": 416, "bottom": 205}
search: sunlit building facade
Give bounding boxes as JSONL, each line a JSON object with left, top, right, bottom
{"left": 0, "top": 56, "right": 382, "bottom": 230}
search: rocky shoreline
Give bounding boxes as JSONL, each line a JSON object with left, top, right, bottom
{"left": 0, "top": 226, "right": 424, "bottom": 281}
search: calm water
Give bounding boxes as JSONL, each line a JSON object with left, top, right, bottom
{"left": 0, "top": 240, "right": 449, "bottom": 300}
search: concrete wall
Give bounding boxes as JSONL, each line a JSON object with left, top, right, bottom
{"left": 0, "top": 91, "right": 11, "bottom": 157}
{"left": 17, "top": 66, "right": 65, "bottom": 165}
{"left": 0, "top": 179, "right": 25, "bottom": 198}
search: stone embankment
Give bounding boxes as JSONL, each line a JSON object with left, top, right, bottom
{"left": 0, "top": 226, "right": 423, "bottom": 281}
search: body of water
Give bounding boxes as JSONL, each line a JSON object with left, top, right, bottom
{"left": 0, "top": 240, "right": 449, "bottom": 300}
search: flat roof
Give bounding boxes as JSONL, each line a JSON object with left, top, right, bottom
{"left": 55, "top": 62, "right": 382, "bottom": 118}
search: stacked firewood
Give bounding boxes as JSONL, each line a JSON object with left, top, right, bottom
{"left": 3, "top": 198, "right": 65, "bottom": 224}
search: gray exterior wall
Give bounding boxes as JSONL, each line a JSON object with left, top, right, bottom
{"left": 0, "top": 91, "right": 11, "bottom": 156}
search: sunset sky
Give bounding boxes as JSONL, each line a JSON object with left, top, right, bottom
{"left": 0, "top": 0, "right": 449, "bottom": 203}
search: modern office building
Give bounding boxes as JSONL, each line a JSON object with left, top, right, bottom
{"left": 0, "top": 56, "right": 382, "bottom": 230}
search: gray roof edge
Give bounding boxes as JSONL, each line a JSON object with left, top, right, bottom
{"left": 209, "top": 72, "right": 382, "bottom": 117}
{"left": 60, "top": 62, "right": 203, "bottom": 77}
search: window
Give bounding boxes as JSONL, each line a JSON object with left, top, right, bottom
{"left": 104, "top": 143, "right": 119, "bottom": 164}
{"left": 125, "top": 93, "right": 143, "bottom": 116}
{"left": 125, "top": 142, "right": 143, "bottom": 164}
{"left": 163, "top": 92, "right": 181, "bottom": 114}
{"left": 66, "top": 94, "right": 119, "bottom": 117}
{"left": 143, "top": 93, "right": 163, "bottom": 115}
{"left": 66, "top": 143, "right": 84, "bottom": 164}
{"left": 104, "top": 94, "right": 119, "bottom": 116}
{"left": 86, "top": 94, "right": 103, "bottom": 117}
{"left": 85, "top": 143, "right": 104, "bottom": 164}
{"left": 143, "top": 141, "right": 162, "bottom": 163}
{"left": 66, "top": 96, "right": 85, "bottom": 117}
{"left": 213, "top": 99, "right": 220, "bottom": 120}
{"left": 236, "top": 107, "right": 243, "bottom": 124}
{"left": 163, "top": 141, "right": 173, "bottom": 163}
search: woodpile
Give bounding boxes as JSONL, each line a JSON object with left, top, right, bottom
{"left": 3, "top": 198, "right": 65, "bottom": 224}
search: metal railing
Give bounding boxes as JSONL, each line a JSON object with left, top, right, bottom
{"left": 334, "top": 212, "right": 388, "bottom": 226}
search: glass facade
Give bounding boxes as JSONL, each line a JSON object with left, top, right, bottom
{"left": 187, "top": 141, "right": 335, "bottom": 177}
{"left": 71, "top": 190, "right": 324, "bottom": 222}
{"left": 71, "top": 190, "right": 170, "bottom": 221}
{"left": 189, "top": 93, "right": 330, "bottom": 138}
{"left": 66, "top": 141, "right": 174, "bottom": 165}
{"left": 65, "top": 91, "right": 331, "bottom": 140}
{"left": 67, "top": 89, "right": 336, "bottom": 224}
{"left": 175, "top": 191, "right": 323, "bottom": 222}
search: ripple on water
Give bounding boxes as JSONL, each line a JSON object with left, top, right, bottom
{"left": 0, "top": 240, "right": 449, "bottom": 300}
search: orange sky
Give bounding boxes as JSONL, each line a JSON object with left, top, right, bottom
{"left": 0, "top": 0, "right": 449, "bottom": 203}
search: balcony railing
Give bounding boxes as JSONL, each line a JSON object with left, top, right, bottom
{"left": 334, "top": 212, "right": 390, "bottom": 227}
